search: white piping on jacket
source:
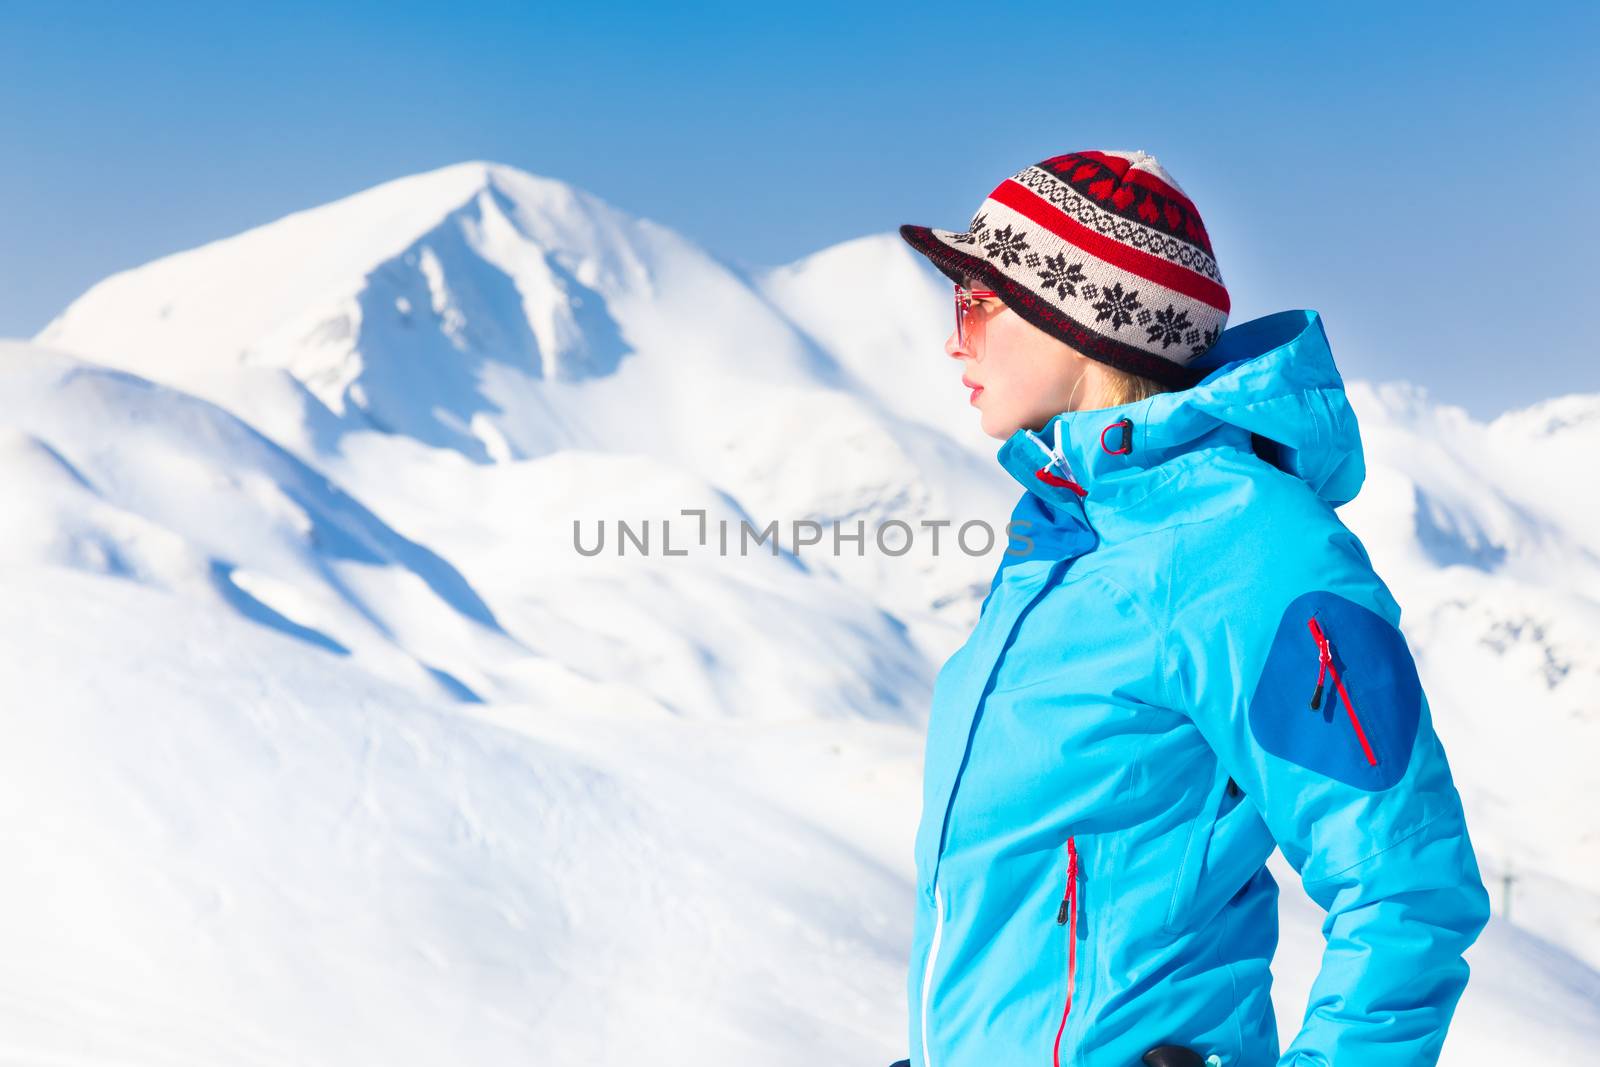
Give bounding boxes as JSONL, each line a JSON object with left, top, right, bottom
{"left": 1024, "top": 419, "right": 1073, "bottom": 480}
{"left": 919, "top": 882, "right": 945, "bottom": 1067}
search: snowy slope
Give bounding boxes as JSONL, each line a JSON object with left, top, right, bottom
{"left": 8, "top": 158, "right": 1600, "bottom": 1063}
{"left": 0, "top": 341, "right": 515, "bottom": 704}
{"left": 0, "top": 555, "right": 925, "bottom": 1066}
{"left": 0, "top": 337, "right": 934, "bottom": 1062}
{"left": 0, "top": 339, "right": 935, "bottom": 725}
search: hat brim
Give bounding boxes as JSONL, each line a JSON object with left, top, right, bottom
{"left": 897, "top": 223, "right": 1004, "bottom": 291}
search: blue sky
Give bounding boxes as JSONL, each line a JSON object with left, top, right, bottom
{"left": 2, "top": 0, "right": 1595, "bottom": 418}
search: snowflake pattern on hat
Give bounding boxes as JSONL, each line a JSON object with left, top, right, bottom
{"left": 1092, "top": 282, "right": 1142, "bottom": 332}
{"left": 1038, "top": 253, "right": 1087, "bottom": 300}
{"left": 1146, "top": 305, "right": 1192, "bottom": 349}
{"left": 982, "top": 224, "right": 1029, "bottom": 269}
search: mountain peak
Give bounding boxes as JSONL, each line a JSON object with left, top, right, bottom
{"left": 31, "top": 159, "right": 841, "bottom": 466}
{"left": 30, "top": 157, "right": 656, "bottom": 458}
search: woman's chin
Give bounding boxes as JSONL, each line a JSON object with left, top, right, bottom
{"left": 979, "top": 409, "right": 1017, "bottom": 441}
{"left": 978, "top": 410, "right": 1014, "bottom": 440}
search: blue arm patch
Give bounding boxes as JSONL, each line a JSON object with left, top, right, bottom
{"left": 1247, "top": 590, "right": 1423, "bottom": 791}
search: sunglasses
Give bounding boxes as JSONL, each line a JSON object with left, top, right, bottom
{"left": 954, "top": 282, "right": 1001, "bottom": 352}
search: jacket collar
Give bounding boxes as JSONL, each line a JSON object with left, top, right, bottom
{"left": 994, "top": 309, "right": 1364, "bottom": 521}
{"left": 995, "top": 399, "right": 1256, "bottom": 517}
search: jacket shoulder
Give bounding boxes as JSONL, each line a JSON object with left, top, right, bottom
{"left": 1156, "top": 457, "right": 1412, "bottom": 735}
{"left": 1163, "top": 454, "right": 1395, "bottom": 620}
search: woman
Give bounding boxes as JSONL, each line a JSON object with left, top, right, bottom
{"left": 890, "top": 150, "right": 1490, "bottom": 1067}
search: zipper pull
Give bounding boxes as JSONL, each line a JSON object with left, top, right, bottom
{"left": 1056, "top": 836, "right": 1079, "bottom": 925}
{"left": 1307, "top": 618, "right": 1331, "bottom": 710}
{"left": 1305, "top": 616, "right": 1380, "bottom": 767}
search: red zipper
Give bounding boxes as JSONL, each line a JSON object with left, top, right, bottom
{"left": 1306, "top": 617, "right": 1378, "bottom": 766}
{"left": 1052, "top": 835, "right": 1079, "bottom": 1067}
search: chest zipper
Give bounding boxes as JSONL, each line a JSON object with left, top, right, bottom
{"left": 1306, "top": 617, "right": 1378, "bottom": 766}
{"left": 1051, "top": 835, "right": 1080, "bottom": 1067}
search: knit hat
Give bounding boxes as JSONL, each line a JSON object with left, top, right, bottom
{"left": 899, "top": 149, "right": 1229, "bottom": 389}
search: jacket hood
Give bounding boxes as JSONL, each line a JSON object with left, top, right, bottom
{"left": 994, "top": 309, "right": 1366, "bottom": 524}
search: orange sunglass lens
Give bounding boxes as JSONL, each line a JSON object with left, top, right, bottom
{"left": 955, "top": 285, "right": 994, "bottom": 350}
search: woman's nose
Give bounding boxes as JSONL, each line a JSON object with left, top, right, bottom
{"left": 945, "top": 328, "right": 970, "bottom": 360}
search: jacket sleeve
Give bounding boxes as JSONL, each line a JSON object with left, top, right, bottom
{"left": 1163, "top": 530, "right": 1492, "bottom": 1067}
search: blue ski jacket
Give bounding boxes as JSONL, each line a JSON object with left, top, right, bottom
{"left": 907, "top": 309, "right": 1491, "bottom": 1067}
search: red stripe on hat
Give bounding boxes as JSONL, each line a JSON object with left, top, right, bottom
{"left": 990, "top": 179, "right": 1230, "bottom": 313}
{"left": 1073, "top": 150, "right": 1196, "bottom": 211}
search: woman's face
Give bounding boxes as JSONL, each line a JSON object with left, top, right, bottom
{"left": 948, "top": 275, "right": 1105, "bottom": 439}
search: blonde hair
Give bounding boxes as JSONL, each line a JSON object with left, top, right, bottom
{"left": 1067, "top": 359, "right": 1178, "bottom": 412}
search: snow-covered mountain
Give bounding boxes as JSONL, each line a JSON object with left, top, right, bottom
{"left": 7, "top": 159, "right": 1599, "bottom": 1064}
{"left": 35, "top": 161, "right": 1016, "bottom": 646}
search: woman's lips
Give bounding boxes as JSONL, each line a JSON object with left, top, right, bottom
{"left": 963, "top": 376, "right": 983, "bottom": 405}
